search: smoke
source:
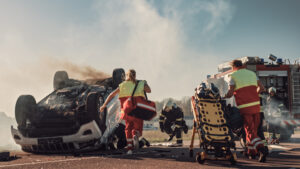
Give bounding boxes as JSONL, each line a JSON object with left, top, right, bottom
{"left": 45, "top": 57, "right": 110, "bottom": 80}
{"left": 0, "top": 112, "right": 20, "bottom": 151}
{"left": 263, "top": 97, "right": 291, "bottom": 127}
{"left": 0, "top": 57, "right": 110, "bottom": 118}
{"left": 0, "top": 0, "right": 235, "bottom": 118}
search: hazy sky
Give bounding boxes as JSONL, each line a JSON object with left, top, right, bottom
{"left": 0, "top": 0, "right": 299, "bottom": 117}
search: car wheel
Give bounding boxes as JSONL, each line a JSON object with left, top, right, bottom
{"left": 112, "top": 68, "right": 125, "bottom": 89}
{"left": 53, "top": 71, "right": 69, "bottom": 90}
{"left": 15, "top": 95, "right": 37, "bottom": 127}
{"left": 86, "top": 92, "right": 106, "bottom": 133}
{"left": 279, "top": 132, "right": 292, "bottom": 141}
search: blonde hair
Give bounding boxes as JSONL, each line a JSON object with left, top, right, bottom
{"left": 126, "top": 69, "right": 136, "bottom": 83}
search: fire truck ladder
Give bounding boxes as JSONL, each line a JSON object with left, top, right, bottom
{"left": 291, "top": 70, "right": 300, "bottom": 114}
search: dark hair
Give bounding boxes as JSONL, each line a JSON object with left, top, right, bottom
{"left": 231, "top": 60, "right": 243, "bottom": 68}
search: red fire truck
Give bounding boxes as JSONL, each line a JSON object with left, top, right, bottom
{"left": 209, "top": 55, "right": 300, "bottom": 140}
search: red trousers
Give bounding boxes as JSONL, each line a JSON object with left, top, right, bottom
{"left": 242, "top": 112, "right": 264, "bottom": 155}
{"left": 124, "top": 115, "right": 144, "bottom": 139}
{"left": 119, "top": 97, "right": 144, "bottom": 150}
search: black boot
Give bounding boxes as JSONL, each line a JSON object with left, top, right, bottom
{"left": 168, "top": 133, "right": 175, "bottom": 141}
{"left": 258, "top": 147, "right": 268, "bottom": 162}
{"left": 139, "top": 138, "right": 150, "bottom": 148}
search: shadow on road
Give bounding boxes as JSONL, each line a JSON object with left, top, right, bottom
{"left": 68, "top": 146, "right": 300, "bottom": 169}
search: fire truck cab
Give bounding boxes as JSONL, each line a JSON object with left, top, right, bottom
{"left": 211, "top": 55, "right": 300, "bottom": 140}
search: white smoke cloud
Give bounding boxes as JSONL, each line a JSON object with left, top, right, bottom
{"left": 0, "top": 112, "right": 20, "bottom": 150}
{"left": 0, "top": 0, "right": 234, "bottom": 118}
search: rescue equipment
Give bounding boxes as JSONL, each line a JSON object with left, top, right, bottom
{"left": 189, "top": 88, "right": 237, "bottom": 165}
{"left": 123, "top": 81, "right": 156, "bottom": 121}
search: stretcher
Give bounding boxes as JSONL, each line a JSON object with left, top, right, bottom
{"left": 189, "top": 95, "right": 237, "bottom": 165}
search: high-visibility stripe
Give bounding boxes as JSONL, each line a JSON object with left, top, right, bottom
{"left": 176, "top": 118, "right": 183, "bottom": 121}
{"left": 159, "top": 120, "right": 164, "bottom": 122}
{"left": 291, "top": 120, "right": 297, "bottom": 125}
{"left": 238, "top": 101, "right": 260, "bottom": 109}
{"left": 160, "top": 114, "right": 166, "bottom": 117}
{"left": 175, "top": 125, "right": 181, "bottom": 128}
{"left": 127, "top": 139, "right": 133, "bottom": 142}
{"left": 254, "top": 141, "right": 264, "bottom": 149}
{"left": 137, "top": 103, "right": 156, "bottom": 111}
{"left": 177, "top": 138, "right": 182, "bottom": 141}
{"left": 250, "top": 138, "right": 261, "bottom": 144}
{"left": 127, "top": 144, "right": 133, "bottom": 147}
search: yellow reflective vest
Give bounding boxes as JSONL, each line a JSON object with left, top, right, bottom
{"left": 231, "top": 68, "right": 260, "bottom": 114}
{"left": 119, "top": 80, "right": 145, "bottom": 98}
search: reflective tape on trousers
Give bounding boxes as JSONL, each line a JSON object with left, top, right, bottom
{"left": 237, "top": 101, "right": 260, "bottom": 109}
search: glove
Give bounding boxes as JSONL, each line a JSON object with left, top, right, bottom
{"left": 183, "top": 124, "right": 188, "bottom": 134}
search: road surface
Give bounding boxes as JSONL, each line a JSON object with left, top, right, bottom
{"left": 1, "top": 134, "right": 300, "bottom": 169}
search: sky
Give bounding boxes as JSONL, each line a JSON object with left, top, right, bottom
{"left": 0, "top": 0, "right": 299, "bottom": 117}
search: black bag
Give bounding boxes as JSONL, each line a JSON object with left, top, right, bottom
{"left": 227, "top": 106, "right": 243, "bottom": 130}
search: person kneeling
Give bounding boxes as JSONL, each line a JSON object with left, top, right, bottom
{"left": 159, "top": 100, "right": 188, "bottom": 147}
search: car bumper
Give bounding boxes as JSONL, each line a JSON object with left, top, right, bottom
{"left": 11, "top": 121, "right": 102, "bottom": 153}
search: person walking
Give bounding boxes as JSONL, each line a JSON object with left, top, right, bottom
{"left": 100, "top": 69, "right": 151, "bottom": 154}
{"left": 224, "top": 60, "right": 268, "bottom": 162}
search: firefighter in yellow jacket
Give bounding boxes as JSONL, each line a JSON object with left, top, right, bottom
{"left": 159, "top": 100, "right": 188, "bottom": 147}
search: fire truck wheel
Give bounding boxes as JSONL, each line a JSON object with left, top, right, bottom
{"left": 15, "top": 95, "right": 37, "bottom": 127}
{"left": 53, "top": 71, "right": 69, "bottom": 90}
{"left": 196, "top": 152, "right": 205, "bottom": 164}
{"left": 279, "top": 133, "right": 292, "bottom": 141}
{"left": 112, "top": 68, "right": 125, "bottom": 89}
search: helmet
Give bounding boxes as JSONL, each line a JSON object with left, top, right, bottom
{"left": 163, "top": 100, "right": 177, "bottom": 112}
{"left": 196, "top": 82, "right": 207, "bottom": 95}
{"left": 268, "top": 87, "right": 276, "bottom": 94}
{"left": 210, "top": 83, "right": 220, "bottom": 97}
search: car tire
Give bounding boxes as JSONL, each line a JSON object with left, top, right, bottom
{"left": 86, "top": 92, "right": 106, "bottom": 133}
{"left": 112, "top": 68, "right": 125, "bottom": 89}
{"left": 53, "top": 71, "right": 69, "bottom": 90}
{"left": 15, "top": 95, "right": 37, "bottom": 127}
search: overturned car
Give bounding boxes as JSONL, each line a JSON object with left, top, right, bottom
{"left": 11, "top": 69, "right": 128, "bottom": 153}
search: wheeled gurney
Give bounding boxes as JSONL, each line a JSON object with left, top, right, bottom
{"left": 189, "top": 95, "right": 237, "bottom": 165}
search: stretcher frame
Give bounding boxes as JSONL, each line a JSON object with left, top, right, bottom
{"left": 189, "top": 95, "right": 237, "bottom": 165}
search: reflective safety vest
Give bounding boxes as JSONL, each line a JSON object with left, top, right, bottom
{"left": 119, "top": 80, "right": 145, "bottom": 98}
{"left": 231, "top": 68, "right": 260, "bottom": 114}
{"left": 118, "top": 80, "right": 145, "bottom": 120}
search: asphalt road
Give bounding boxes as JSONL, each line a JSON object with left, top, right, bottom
{"left": 1, "top": 134, "right": 300, "bottom": 169}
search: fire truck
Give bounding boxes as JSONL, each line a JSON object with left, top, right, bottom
{"left": 208, "top": 55, "right": 300, "bottom": 140}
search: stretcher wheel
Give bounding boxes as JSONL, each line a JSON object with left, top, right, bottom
{"left": 189, "top": 149, "right": 193, "bottom": 158}
{"left": 196, "top": 152, "right": 205, "bottom": 164}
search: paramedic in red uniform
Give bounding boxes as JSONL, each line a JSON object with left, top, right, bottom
{"left": 100, "top": 69, "right": 151, "bottom": 154}
{"left": 224, "top": 60, "right": 268, "bottom": 162}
